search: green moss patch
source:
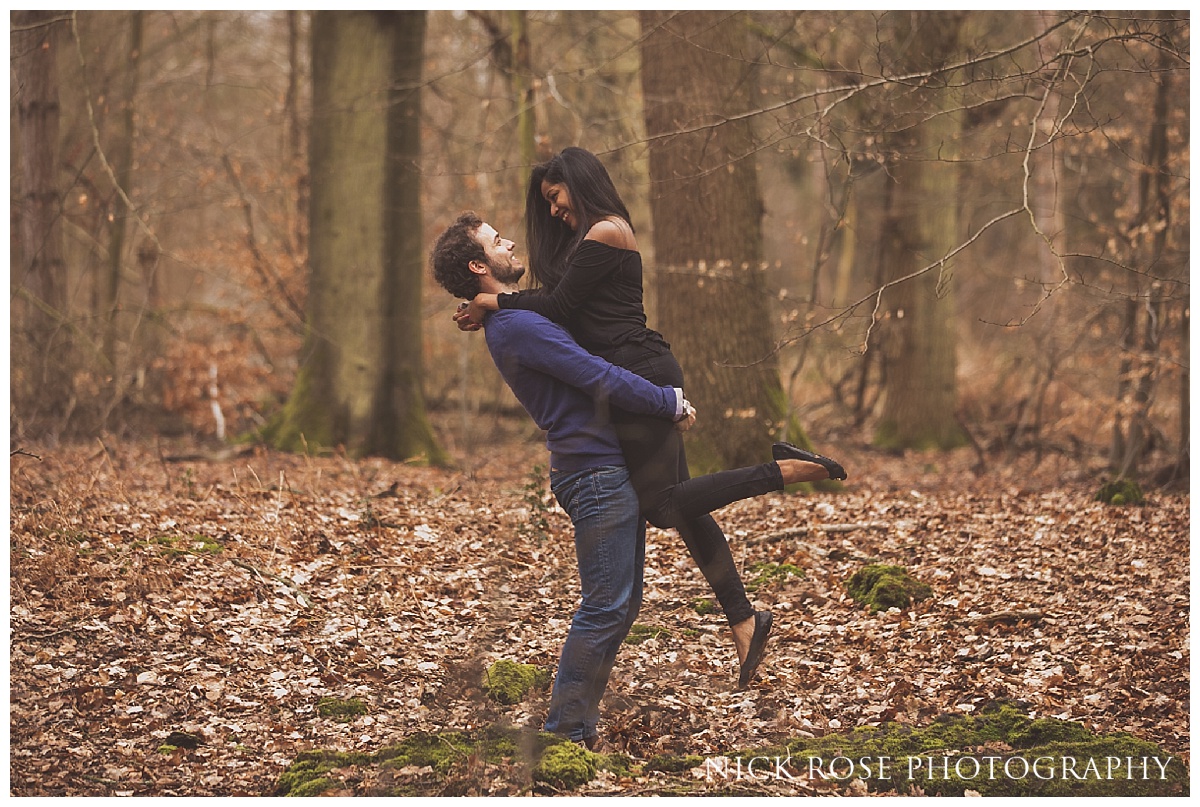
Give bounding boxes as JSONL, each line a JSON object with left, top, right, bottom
{"left": 275, "top": 707, "right": 1186, "bottom": 796}
{"left": 846, "top": 564, "right": 932, "bottom": 612}
{"left": 647, "top": 753, "right": 707, "bottom": 773}
{"left": 532, "top": 742, "right": 598, "bottom": 790}
{"left": 483, "top": 659, "right": 551, "bottom": 705}
{"left": 691, "top": 597, "right": 715, "bottom": 616}
{"left": 275, "top": 727, "right": 611, "bottom": 796}
{"left": 137, "top": 533, "right": 222, "bottom": 557}
{"left": 317, "top": 696, "right": 367, "bottom": 722}
{"left": 744, "top": 561, "right": 804, "bottom": 593}
{"left": 624, "top": 624, "right": 671, "bottom": 645}
{"left": 1095, "top": 478, "right": 1145, "bottom": 506}
{"left": 377, "top": 731, "right": 476, "bottom": 774}
{"left": 276, "top": 749, "right": 369, "bottom": 796}
{"left": 726, "top": 702, "right": 1187, "bottom": 797}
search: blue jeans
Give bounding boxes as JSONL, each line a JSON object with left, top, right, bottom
{"left": 543, "top": 466, "right": 645, "bottom": 743}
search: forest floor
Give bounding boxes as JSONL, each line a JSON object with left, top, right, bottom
{"left": 8, "top": 424, "right": 1190, "bottom": 796}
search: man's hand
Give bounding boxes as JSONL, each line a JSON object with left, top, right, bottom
{"left": 675, "top": 399, "right": 697, "bottom": 432}
{"left": 453, "top": 301, "right": 483, "bottom": 332}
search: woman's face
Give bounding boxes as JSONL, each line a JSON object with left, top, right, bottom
{"left": 540, "top": 179, "right": 577, "bottom": 230}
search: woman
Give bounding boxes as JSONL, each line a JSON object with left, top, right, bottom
{"left": 457, "top": 147, "right": 846, "bottom": 688}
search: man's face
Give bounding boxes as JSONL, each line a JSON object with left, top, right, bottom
{"left": 475, "top": 222, "right": 525, "bottom": 284}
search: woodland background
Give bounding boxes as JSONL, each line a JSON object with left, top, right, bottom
{"left": 9, "top": 10, "right": 1190, "bottom": 477}
{"left": 8, "top": 9, "right": 1191, "bottom": 797}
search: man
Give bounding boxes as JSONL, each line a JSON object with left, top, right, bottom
{"left": 430, "top": 211, "right": 691, "bottom": 748}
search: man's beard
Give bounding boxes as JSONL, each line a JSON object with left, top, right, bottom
{"left": 489, "top": 257, "right": 525, "bottom": 285}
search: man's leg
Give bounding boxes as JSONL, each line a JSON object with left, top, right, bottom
{"left": 581, "top": 517, "right": 646, "bottom": 736}
{"left": 544, "top": 466, "right": 642, "bottom": 743}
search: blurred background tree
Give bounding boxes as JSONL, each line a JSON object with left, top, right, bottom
{"left": 264, "top": 10, "right": 441, "bottom": 461}
{"left": 9, "top": 11, "right": 1188, "bottom": 487}
{"left": 640, "top": 10, "right": 797, "bottom": 474}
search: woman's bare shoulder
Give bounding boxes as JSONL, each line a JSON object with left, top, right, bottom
{"left": 585, "top": 217, "right": 637, "bottom": 250}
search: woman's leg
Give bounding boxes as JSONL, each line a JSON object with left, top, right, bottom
{"left": 605, "top": 343, "right": 790, "bottom": 681}
{"left": 649, "top": 462, "right": 784, "bottom": 525}
{"left": 613, "top": 410, "right": 758, "bottom": 629}
{"left": 603, "top": 345, "right": 763, "bottom": 630}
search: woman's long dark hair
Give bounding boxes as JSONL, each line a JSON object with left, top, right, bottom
{"left": 524, "top": 147, "right": 633, "bottom": 289}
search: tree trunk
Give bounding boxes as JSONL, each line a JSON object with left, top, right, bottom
{"left": 639, "top": 11, "right": 800, "bottom": 474}
{"left": 1179, "top": 302, "right": 1189, "bottom": 477}
{"left": 509, "top": 10, "right": 534, "bottom": 183}
{"left": 1110, "top": 17, "right": 1174, "bottom": 479}
{"left": 268, "top": 10, "right": 442, "bottom": 462}
{"left": 285, "top": 10, "right": 308, "bottom": 257}
{"left": 12, "top": 9, "right": 70, "bottom": 426}
{"left": 1110, "top": 297, "right": 1136, "bottom": 466}
{"left": 374, "top": 11, "right": 444, "bottom": 463}
{"left": 103, "top": 10, "right": 143, "bottom": 371}
{"left": 873, "top": 11, "right": 967, "bottom": 451}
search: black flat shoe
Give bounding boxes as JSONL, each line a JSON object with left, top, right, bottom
{"left": 738, "top": 610, "right": 774, "bottom": 690}
{"left": 772, "top": 441, "right": 847, "bottom": 481}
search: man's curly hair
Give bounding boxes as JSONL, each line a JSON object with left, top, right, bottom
{"left": 430, "top": 211, "right": 487, "bottom": 300}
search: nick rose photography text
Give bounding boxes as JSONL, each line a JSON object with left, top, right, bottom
{"left": 701, "top": 754, "right": 1175, "bottom": 783}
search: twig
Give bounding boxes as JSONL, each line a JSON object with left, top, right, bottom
{"left": 760, "top": 527, "right": 810, "bottom": 542}
{"left": 96, "top": 438, "right": 133, "bottom": 506}
{"left": 18, "top": 625, "right": 79, "bottom": 641}
{"left": 161, "top": 445, "right": 256, "bottom": 463}
{"left": 219, "top": 153, "right": 306, "bottom": 324}
{"left": 817, "top": 522, "right": 891, "bottom": 534}
{"left": 10, "top": 448, "right": 43, "bottom": 460}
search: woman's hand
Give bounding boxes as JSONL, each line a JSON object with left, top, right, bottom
{"left": 453, "top": 302, "right": 482, "bottom": 332}
{"left": 454, "top": 293, "right": 500, "bottom": 331}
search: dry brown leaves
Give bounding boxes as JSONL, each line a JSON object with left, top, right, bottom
{"left": 8, "top": 436, "right": 1189, "bottom": 795}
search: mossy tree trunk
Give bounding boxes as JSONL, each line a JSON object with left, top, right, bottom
{"left": 639, "top": 11, "right": 801, "bottom": 473}
{"left": 269, "top": 11, "right": 443, "bottom": 463}
{"left": 873, "top": 11, "right": 968, "bottom": 452}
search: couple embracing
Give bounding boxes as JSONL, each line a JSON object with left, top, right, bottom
{"left": 430, "top": 147, "right": 846, "bottom": 750}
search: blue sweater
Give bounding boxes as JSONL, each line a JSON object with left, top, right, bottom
{"left": 484, "top": 309, "right": 681, "bottom": 472}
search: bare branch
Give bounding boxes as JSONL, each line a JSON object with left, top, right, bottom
{"left": 219, "top": 154, "right": 307, "bottom": 327}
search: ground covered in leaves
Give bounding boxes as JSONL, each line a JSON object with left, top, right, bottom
{"left": 9, "top": 431, "right": 1189, "bottom": 795}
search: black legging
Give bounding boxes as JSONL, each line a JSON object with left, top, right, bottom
{"left": 603, "top": 339, "right": 781, "bottom": 628}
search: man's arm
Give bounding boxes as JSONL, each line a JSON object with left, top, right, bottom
{"left": 493, "top": 311, "right": 686, "bottom": 421}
